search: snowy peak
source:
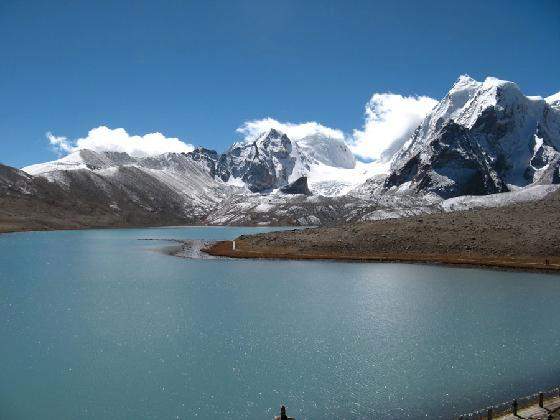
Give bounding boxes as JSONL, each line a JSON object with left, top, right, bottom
{"left": 138, "top": 148, "right": 217, "bottom": 175}
{"left": 216, "top": 127, "right": 358, "bottom": 193}
{"left": 23, "top": 148, "right": 219, "bottom": 177}
{"left": 23, "top": 149, "right": 139, "bottom": 175}
{"left": 217, "top": 128, "right": 295, "bottom": 192}
{"left": 23, "top": 126, "right": 362, "bottom": 197}
{"left": 427, "top": 75, "right": 526, "bottom": 130}
{"left": 23, "top": 149, "right": 95, "bottom": 175}
{"left": 547, "top": 92, "right": 560, "bottom": 110}
{"left": 296, "top": 133, "right": 355, "bottom": 169}
{"left": 385, "top": 75, "right": 560, "bottom": 198}
{"left": 257, "top": 127, "right": 290, "bottom": 145}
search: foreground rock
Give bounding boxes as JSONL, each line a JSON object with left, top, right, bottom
{"left": 206, "top": 189, "right": 560, "bottom": 271}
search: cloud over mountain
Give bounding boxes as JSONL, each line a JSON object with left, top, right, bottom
{"left": 350, "top": 93, "right": 437, "bottom": 161}
{"left": 47, "top": 94, "right": 436, "bottom": 163}
{"left": 236, "top": 118, "right": 345, "bottom": 142}
{"left": 237, "top": 95, "right": 436, "bottom": 163}
{"left": 47, "top": 126, "right": 194, "bottom": 158}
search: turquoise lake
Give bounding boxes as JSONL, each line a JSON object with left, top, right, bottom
{"left": 1, "top": 227, "right": 560, "bottom": 419}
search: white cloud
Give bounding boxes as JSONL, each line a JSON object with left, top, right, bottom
{"left": 237, "top": 96, "right": 437, "bottom": 163}
{"left": 350, "top": 93, "right": 437, "bottom": 161}
{"left": 236, "top": 118, "right": 345, "bottom": 142}
{"left": 47, "top": 126, "right": 194, "bottom": 158}
{"left": 47, "top": 132, "right": 73, "bottom": 155}
{"left": 47, "top": 94, "right": 436, "bottom": 163}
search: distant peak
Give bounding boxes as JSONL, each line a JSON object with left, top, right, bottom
{"left": 456, "top": 74, "right": 477, "bottom": 84}
{"left": 253, "top": 127, "right": 290, "bottom": 144}
{"left": 450, "top": 75, "right": 520, "bottom": 94}
{"left": 447, "top": 75, "right": 482, "bottom": 100}
{"left": 452, "top": 74, "right": 479, "bottom": 90}
{"left": 263, "top": 127, "right": 285, "bottom": 138}
{"left": 191, "top": 146, "right": 218, "bottom": 155}
{"left": 445, "top": 75, "right": 524, "bottom": 108}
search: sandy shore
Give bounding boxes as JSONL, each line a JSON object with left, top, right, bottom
{"left": 204, "top": 190, "right": 560, "bottom": 273}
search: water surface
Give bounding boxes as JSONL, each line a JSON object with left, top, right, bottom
{"left": 1, "top": 227, "right": 560, "bottom": 419}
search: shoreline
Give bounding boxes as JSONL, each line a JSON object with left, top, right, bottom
{"left": 4, "top": 224, "right": 559, "bottom": 274}
{"left": 203, "top": 190, "right": 560, "bottom": 275}
{"left": 0, "top": 221, "right": 199, "bottom": 235}
{"left": 159, "top": 239, "right": 219, "bottom": 259}
{"left": 205, "top": 240, "right": 560, "bottom": 273}
{"left": 0, "top": 222, "right": 294, "bottom": 236}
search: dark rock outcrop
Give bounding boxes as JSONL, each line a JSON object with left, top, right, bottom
{"left": 216, "top": 129, "right": 296, "bottom": 192}
{"left": 384, "top": 120, "right": 509, "bottom": 198}
{"left": 280, "top": 176, "right": 312, "bottom": 195}
{"left": 185, "top": 147, "right": 219, "bottom": 177}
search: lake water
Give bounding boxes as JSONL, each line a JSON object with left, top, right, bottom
{"left": 1, "top": 227, "right": 560, "bottom": 419}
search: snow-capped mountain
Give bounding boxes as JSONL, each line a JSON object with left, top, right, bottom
{"left": 24, "top": 148, "right": 233, "bottom": 219}
{"left": 217, "top": 129, "right": 296, "bottom": 192}
{"left": 16, "top": 75, "right": 560, "bottom": 227}
{"left": 20, "top": 131, "right": 368, "bottom": 225}
{"left": 383, "top": 76, "right": 560, "bottom": 198}
{"left": 0, "top": 161, "right": 197, "bottom": 231}
{"left": 26, "top": 128, "right": 362, "bottom": 197}
{"left": 216, "top": 128, "right": 358, "bottom": 194}
{"left": 24, "top": 149, "right": 135, "bottom": 174}
{"left": 295, "top": 132, "right": 355, "bottom": 169}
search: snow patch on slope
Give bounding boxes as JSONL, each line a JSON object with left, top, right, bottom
{"left": 296, "top": 134, "right": 355, "bottom": 169}
{"left": 23, "top": 150, "right": 89, "bottom": 175}
{"left": 441, "top": 184, "right": 559, "bottom": 212}
{"left": 547, "top": 92, "right": 560, "bottom": 110}
{"left": 307, "top": 160, "right": 390, "bottom": 196}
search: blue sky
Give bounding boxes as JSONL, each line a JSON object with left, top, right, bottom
{"left": 1, "top": 0, "right": 559, "bottom": 168}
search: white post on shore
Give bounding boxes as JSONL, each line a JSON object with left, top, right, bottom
{"left": 232, "top": 240, "right": 236, "bottom": 251}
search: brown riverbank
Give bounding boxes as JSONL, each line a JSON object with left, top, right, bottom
{"left": 205, "top": 189, "right": 560, "bottom": 272}
{"left": 206, "top": 240, "right": 560, "bottom": 271}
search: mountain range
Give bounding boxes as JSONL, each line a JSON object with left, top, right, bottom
{"left": 2, "top": 75, "right": 559, "bottom": 232}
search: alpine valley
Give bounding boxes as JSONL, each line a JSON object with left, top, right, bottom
{"left": 2, "top": 75, "right": 560, "bottom": 232}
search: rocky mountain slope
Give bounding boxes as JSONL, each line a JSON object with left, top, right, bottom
{"left": 6, "top": 75, "right": 560, "bottom": 231}
{"left": 0, "top": 163, "right": 193, "bottom": 233}
{"left": 19, "top": 128, "right": 374, "bottom": 226}
{"left": 24, "top": 148, "right": 233, "bottom": 219}
{"left": 216, "top": 129, "right": 298, "bottom": 192}
{"left": 215, "top": 127, "right": 357, "bottom": 193}
{"left": 382, "top": 76, "right": 560, "bottom": 198}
